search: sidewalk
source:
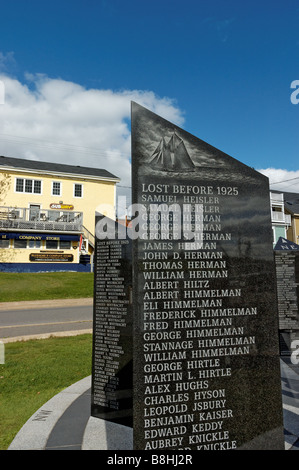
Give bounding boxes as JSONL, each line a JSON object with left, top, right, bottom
{"left": 7, "top": 358, "right": 299, "bottom": 451}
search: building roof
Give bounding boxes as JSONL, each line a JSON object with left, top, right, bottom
{"left": 0, "top": 155, "right": 120, "bottom": 182}
{"left": 272, "top": 190, "right": 299, "bottom": 215}
{"left": 283, "top": 191, "right": 299, "bottom": 215}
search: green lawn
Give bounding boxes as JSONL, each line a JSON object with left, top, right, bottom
{"left": 0, "top": 334, "right": 93, "bottom": 450}
{"left": 0, "top": 273, "right": 94, "bottom": 448}
{"left": 0, "top": 272, "right": 94, "bottom": 302}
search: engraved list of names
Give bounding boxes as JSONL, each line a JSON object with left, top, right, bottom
{"left": 131, "top": 102, "right": 284, "bottom": 450}
{"left": 91, "top": 218, "right": 133, "bottom": 427}
{"left": 137, "top": 183, "right": 257, "bottom": 450}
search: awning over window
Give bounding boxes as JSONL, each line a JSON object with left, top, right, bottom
{"left": 0, "top": 232, "right": 80, "bottom": 241}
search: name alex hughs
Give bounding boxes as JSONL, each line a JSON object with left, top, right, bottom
{"left": 107, "top": 454, "right": 193, "bottom": 467}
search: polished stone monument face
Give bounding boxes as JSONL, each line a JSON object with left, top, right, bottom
{"left": 91, "top": 215, "right": 133, "bottom": 428}
{"left": 131, "top": 102, "right": 284, "bottom": 450}
{"left": 275, "top": 238, "right": 299, "bottom": 354}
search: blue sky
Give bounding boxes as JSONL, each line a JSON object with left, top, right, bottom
{"left": 0, "top": 0, "right": 298, "bottom": 192}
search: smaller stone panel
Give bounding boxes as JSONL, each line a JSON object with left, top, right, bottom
{"left": 91, "top": 215, "right": 133, "bottom": 427}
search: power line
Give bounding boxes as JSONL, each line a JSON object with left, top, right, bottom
{"left": 0, "top": 132, "right": 130, "bottom": 159}
{"left": 270, "top": 176, "right": 299, "bottom": 185}
{"left": 3, "top": 132, "right": 299, "bottom": 189}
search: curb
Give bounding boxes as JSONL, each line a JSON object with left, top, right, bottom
{"left": 2, "top": 329, "right": 92, "bottom": 343}
{"left": 8, "top": 375, "right": 133, "bottom": 451}
{"left": 8, "top": 376, "right": 92, "bottom": 450}
{"left": 0, "top": 298, "right": 93, "bottom": 311}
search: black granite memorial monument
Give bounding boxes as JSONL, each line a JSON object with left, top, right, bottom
{"left": 131, "top": 102, "right": 284, "bottom": 450}
{"left": 91, "top": 102, "right": 284, "bottom": 450}
{"left": 91, "top": 215, "right": 133, "bottom": 427}
{"left": 274, "top": 237, "right": 299, "bottom": 355}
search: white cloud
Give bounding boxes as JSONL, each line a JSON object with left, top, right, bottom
{"left": 0, "top": 73, "right": 185, "bottom": 190}
{"left": 0, "top": 52, "right": 16, "bottom": 72}
{"left": 1, "top": 71, "right": 298, "bottom": 212}
{"left": 258, "top": 168, "right": 299, "bottom": 193}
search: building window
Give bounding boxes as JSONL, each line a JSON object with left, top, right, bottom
{"left": 46, "top": 240, "right": 59, "bottom": 250}
{"left": 14, "top": 239, "right": 27, "bottom": 249}
{"left": 15, "top": 178, "right": 42, "bottom": 194}
{"left": 52, "top": 181, "right": 61, "bottom": 196}
{"left": 34, "top": 180, "right": 42, "bottom": 194}
{"left": 60, "top": 240, "right": 71, "bottom": 250}
{"left": 44, "top": 239, "right": 71, "bottom": 250}
{"left": 0, "top": 239, "right": 9, "bottom": 248}
{"left": 16, "top": 178, "right": 24, "bottom": 192}
{"left": 25, "top": 179, "right": 33, "bottom": 193}
{"left": 28, "top": 240, "right": 41, "bottom": 249}
{"left": 74, "top": 183, "right": 82, "bottom": 198}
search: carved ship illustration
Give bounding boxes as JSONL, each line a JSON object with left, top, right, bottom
{"left": 149, "top": 131, "right": 195, "bottom": 171}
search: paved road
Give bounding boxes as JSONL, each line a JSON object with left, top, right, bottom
{"left": 0, "top": 298, "right": 93, "bottom": 341}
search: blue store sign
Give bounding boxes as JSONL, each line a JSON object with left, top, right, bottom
{"left": 0, "top": 232, "right": 80, "bottom": 241}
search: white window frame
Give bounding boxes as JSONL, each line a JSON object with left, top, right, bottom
{"left": 33, "top": 180, "right": 42, "bottom": 194}
{"left": 74, "top": 183, "right": 83, "bottom": 198}
{"left": 15, "top": 177, "right": 24, "bottom": 193}
{"left": 15, "top": 177, "right": 42, "bottom": 195}
{"left": 52, "top": 181, "right": 62, "bottom": 196}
